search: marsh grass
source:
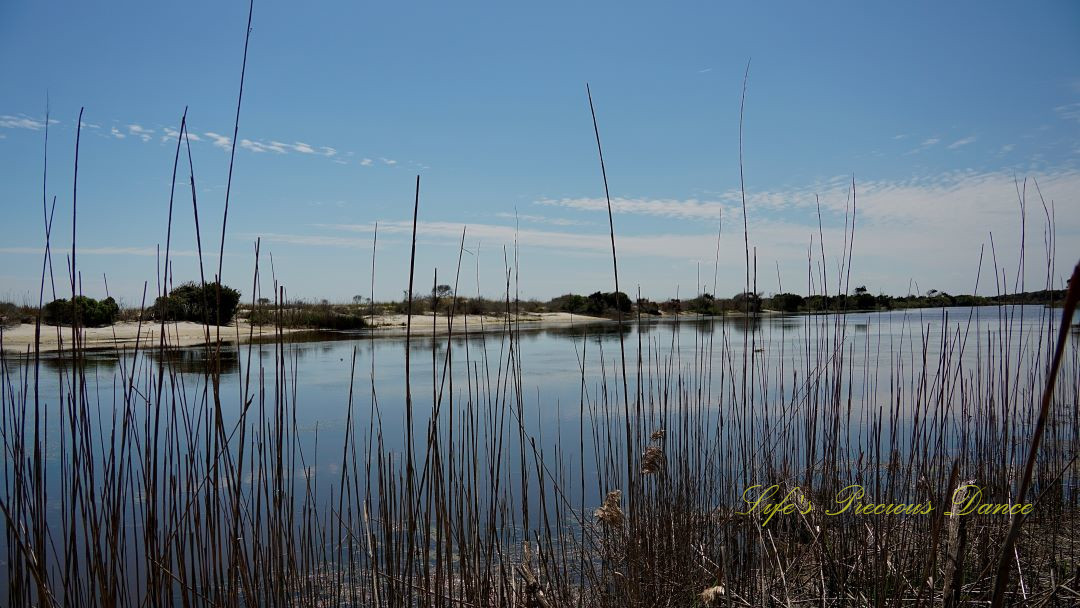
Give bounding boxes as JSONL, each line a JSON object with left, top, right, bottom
{"left": 2, "top": 7, "right": 1080, "bottom": 607}
{"left": 242, "top": 301, "right": 368, "bottom": 331}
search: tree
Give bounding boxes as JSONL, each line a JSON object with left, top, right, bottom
{"left": 429, "top": 284, "right": 454, "bottom": 313}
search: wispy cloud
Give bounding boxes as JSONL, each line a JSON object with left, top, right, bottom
{"left": 539, "top": 196, "right": 731, "bottom": 221}
{"left": 1054, "top": 102, "right": 1080, "bottom": 123}
{"left": 235, "top": 233, "right": 373, "bottom": 249}
{"left": 494, "top": 212, "right": 588, "bottom": 227}
{"left": 309, "top": 221, "right": 618, "bottom": 254}
{"left": 240, "top": 138, "right": 287, "bottom": 153}
{"left": 237, "top": 167, "right": 1078, "bottom": 295}
{"left": 204, "top": 132, "right": 232, "bottom": 150}
{"left": 127, "top": 124, "right": 154, "bottom": 142}
{"left": 0, "top": 115, "right": 47, "bottom": 130}
{"left": 162, "top": 127, "right": 201, "bottom": 143}
{"left": 13, "top": 110, "right": 401, "bottom": 167}
{"left": 232, "top": 137, "right": 339, "bottom": 157}
{"left": 905, "top": 136, "right": 941, "bottom": 155}
{"left": 538, "top": 170, "right": 1080, "bottom": 228}
{"left": 947, "top": 136, "right": 976, "bottom": 149}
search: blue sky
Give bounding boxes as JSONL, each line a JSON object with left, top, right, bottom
{"left": 2, "top": 0, "right": 1078, "bottom": 305}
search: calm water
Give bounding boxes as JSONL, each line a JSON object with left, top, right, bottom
{"left": 8, "top": 305, "right": 1072, "bottom": 490}
{"left": 2, "top": 305, "right": 1077, "bottom": 592}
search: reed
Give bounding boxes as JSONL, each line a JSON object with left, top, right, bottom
{"left": 2, "top": 8, "right": 1079, "bottom": 608}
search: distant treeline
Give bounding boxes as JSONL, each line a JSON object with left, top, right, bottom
{"left": 2, "top": 285, "right": 1068, "bottom": 331}
{"left": 631, "top": 286, "right": 1068, "bottom": 315}
{"left": 364, "top": 285, "right": 1068, "bottom": 318}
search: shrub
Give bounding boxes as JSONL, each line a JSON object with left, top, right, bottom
{"left": 687, "top": 293, "right": 720, "bottom": 315}
{"left": 853, "top": 291, "right": 877, "bottom": 310}
{"left": 635, "top": 298, "right": 661, "bottom": 315}
{"left": 731, "top": 291, "right": 762, "bottom": 313}
{"left": 152, "top": 281, "right": 241, "bottom": 325}
{"left": 659, "top": 298, "right": 682, "bottom": 313}
{"left": 769, "top": 292, "right": 805, "bottom": 313}
{"left": 548, "top": 292, "right": 629, "bottom": 315}
{"left": 43, "top": 296, "right": 119, "bottom": 327}
{"left": 586, "top": 291, "right": 631, "bottom": 315}
{"left": 549, "top": 293, "right": 589, "bottom": 314}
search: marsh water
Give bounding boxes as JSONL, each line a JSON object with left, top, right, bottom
{"left": 9, "top": 305, "right": 1073, "bottom": 490}
{"left": 2, "top": 305, "right": 1077, "bottom": 591}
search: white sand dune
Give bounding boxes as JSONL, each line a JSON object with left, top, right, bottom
{"left": 0, "top": 320, "right": 291, "bottom": 354}
{"left": 1, "top": 312, "right": 612, "bottom": 353}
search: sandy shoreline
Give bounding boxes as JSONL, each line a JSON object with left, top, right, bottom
{"left": 0, "top": 321, "right": 296, "bottom": 354}
{"left": 0, "top": 312, "right": 613, "bottom": 354}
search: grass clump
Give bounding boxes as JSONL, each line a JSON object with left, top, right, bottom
{"left": 244, "top": 300, "right": 367, "bottom": 330}
{"left": 0, "top": 301, "right": 37, "bottom": 327}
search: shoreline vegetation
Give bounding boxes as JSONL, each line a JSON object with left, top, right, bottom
{"left": 0, "top": 311, "right": 611, "bottom": 354}
{"left": 1, "top": 287, "right": 1071, "bottom": 354}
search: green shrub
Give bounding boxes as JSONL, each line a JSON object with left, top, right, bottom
{"left": 152, "top": 281, "right": 241, "bottom": 325}
{"left": 549, "top": 293, "right": 589, "bottom": 314}
{"left": 768, "top": 292, "right": 805, "bottom": 313}
{"left": 43, "top": 296, "right": 120, "bottom": 327}
{"left": 731, "top": 291, "right": 762, "bottom": 314}
{"left": 687, "top": 293, "right": 720, "bottom": 315}
{"left": 585, "top": 291, "right": 631, "bottom": 315}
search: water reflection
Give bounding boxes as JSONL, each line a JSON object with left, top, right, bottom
{"left": 31, "top": 345, "right": 243, "bottom": 376}
{"left": 145, "top": 346, "right": 241, "bottom": 376}
{"left": 36, "top": 352, "right": 123, "bottom": 374}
